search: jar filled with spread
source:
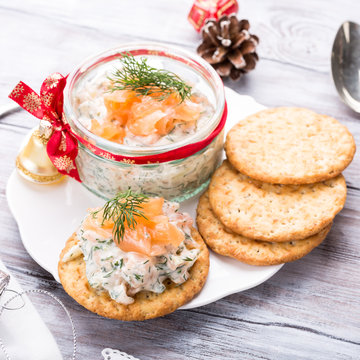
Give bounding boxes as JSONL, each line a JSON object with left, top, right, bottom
{"left": 63, "top": 44, "right": 226, "bottom": 201}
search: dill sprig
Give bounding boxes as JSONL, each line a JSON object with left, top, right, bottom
{"left": 108, "top": 53, "right": 192, "bottom": 103}
{"left": 92, "top": 189, "right": 148, "bottom": 244}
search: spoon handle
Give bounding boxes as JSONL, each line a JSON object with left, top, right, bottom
{"left": 0, "top": 103, "right": 20, "bottom": 119}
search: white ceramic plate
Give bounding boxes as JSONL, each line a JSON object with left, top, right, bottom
{"left": 6, "top": 87, "right": 283, "bottom": 310}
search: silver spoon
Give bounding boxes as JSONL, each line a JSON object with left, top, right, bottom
{"left": 331, "top": 21, "right": 360, "bottom": 113}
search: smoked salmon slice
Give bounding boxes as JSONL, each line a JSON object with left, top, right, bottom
{"left": 84, "top": 198, "right": 185, "bottom": 256}
{"left": 90, "top": 89, "right": 204, "bottom": 143}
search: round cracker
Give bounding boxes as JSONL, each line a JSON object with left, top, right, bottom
{"left": 58, "top": 229, "right": 209, "bottom": 321}
{"left": 209, "top": 161, "right": 346, "bottom": 242}
{"left": 225, "top": 107, "right": 356, "bottom": 184}
{"left": 197, "top": 191, "right": 331, "bottom": 265}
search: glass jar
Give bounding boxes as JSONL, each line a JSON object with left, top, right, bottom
{"left": 63, "top": 43, "right": 226, "bottom": 201}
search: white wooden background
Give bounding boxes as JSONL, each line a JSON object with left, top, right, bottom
{"left": 1, "top": 0, "right": 360, "bottom": 359}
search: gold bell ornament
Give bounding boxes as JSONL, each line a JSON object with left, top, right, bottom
{"left": 16, "top": 120, "right": 64, "bottom": 184}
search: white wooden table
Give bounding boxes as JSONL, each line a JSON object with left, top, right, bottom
{"left": 1, "top": 0, "right": 359, "bottom": 359}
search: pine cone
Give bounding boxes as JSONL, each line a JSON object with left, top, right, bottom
{"left": 197, "top": 14, "right": 259, "bottom": 80}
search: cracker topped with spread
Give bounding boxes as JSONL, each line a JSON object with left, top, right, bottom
{"left": 58, "top": 190, "right": 209, "bottom": 321}
{"left": 225, "top": 107, "right": 356, "bottom": 185}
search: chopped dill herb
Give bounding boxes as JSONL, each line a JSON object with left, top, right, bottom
{"left": 103, "top": 269, "right": 115, "bottom": 278}
{"left": 113, "top": 258, "right": 124, "bottom": 269}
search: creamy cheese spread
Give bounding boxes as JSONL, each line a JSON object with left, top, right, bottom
{"left": 63, "top": 201, "right": 200, "bottom": 305}
{"left": 73, "top": 60, "right": 214, "bottom": 147}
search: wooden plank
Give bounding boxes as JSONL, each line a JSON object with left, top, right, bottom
{"left": 0, "top": 0, "right": 356, "bottom": 74}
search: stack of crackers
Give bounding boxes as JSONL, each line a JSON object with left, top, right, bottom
{"left": 197, "top": 107, "right": 356, "bottom": 266}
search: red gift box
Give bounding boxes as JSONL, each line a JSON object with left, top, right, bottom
{"left": 188, "top": 0, "right": 239, "bottom": 32}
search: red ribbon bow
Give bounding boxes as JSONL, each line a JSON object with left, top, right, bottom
{"left": 9, "top": 74, "right": 81, "bottom": 182}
